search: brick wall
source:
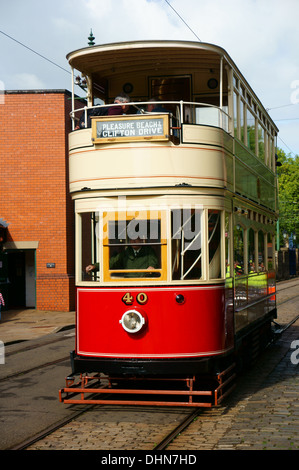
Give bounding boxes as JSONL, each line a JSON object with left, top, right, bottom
{"left": 0, "top": 90, "right": 76, "bottom": 311}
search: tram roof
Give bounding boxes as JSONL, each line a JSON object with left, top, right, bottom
{"left": 66, "top": 40, "right": 278, "bottom": 131}
{"left": 67, "top": 40, "right": 228, "bottom": 76}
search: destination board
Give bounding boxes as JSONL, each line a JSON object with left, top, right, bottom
{"left": 92, "top": 114, "right": 169, "bottom": 143}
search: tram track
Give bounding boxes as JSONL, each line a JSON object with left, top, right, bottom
{"left": 154, "top": 408, "right": 202, "bottom": 450}
{"left": 1, "top": 329, "right": 75, "bottom": 381}
{"left": 5, "top": 327, "right": 75, "bottom": 356}
{"left": 18, "top": 402, "right": 199, "bottom": 451}
{"left": 276, "top": 281, "right": 299, "bottom": 292}
{"left": 0, "top": 355, "right": 70, "bottom": 382}
{"left": 277, "top": 293, "right": 299, "bottom": 306}
{"left": 11, "top": 404, "right": 96, "bottom": 450}
{"left": 276, "top": 294, "right": 299, "bottom": 307}
{"left": 154, "top": 310, "right": 299, "bottom": 450}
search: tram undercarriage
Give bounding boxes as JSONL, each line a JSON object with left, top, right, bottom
{"left": 59, "top": 365, "right": 236, "bottom": 408}
{"left": 59, "top": 312, "right": 275, "bottom": 407}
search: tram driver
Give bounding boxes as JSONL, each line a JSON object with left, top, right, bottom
{"left": 86, "top": 237, "right": 159, "bottom": 277}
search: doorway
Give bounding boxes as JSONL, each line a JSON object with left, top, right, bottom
{"left": 150, "top": 75, "right": 191, "bottom": 121}
{"left": 150, "top": 75, "right": 191, "bottom": 101}
{"left": 7, "top": 250, "right": 36, "bottom": 308}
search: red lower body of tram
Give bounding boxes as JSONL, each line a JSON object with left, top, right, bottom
{"left": 71, "top": 284, "right": 235, "bottom": 376}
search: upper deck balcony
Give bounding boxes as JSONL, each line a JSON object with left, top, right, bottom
{"left": 69, "top": 99, "right": 232, "bottom": 194}
{"left": 67, "top": 40, "right": 278, "bottom": 211}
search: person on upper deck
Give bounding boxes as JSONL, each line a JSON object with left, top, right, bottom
{"left": 146, "top": 98, "right": 170, "bottom": 113}
{"left": 75, "top": 92, "right": 132, "bottom": 129}
{"left": 108, "top": 92, "right": 131, "bottom": 115}
{"left": 136, "top": 98, "right": 171, "bottom": 116}
{"left": 142, "top": 98, "right": 179, "bottom": 136}
{"left": 75, "top": 105, "right": 108, "bottom": 129}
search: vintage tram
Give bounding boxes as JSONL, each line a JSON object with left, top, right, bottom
{"left": 59, "top": 40, "right": 278, "bottom": 407}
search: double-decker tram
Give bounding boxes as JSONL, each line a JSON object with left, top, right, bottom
{"left": 59, "top": 41, "right": 279, "bottom": 407}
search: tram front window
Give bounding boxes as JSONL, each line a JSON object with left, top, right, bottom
{"left": 208, "top": 210, "right": 222, "bottom": 279}
{"left": 80, "top": 211, "right": 99, "bottom": 282}
{"left": 171, "top": 208, "right": 203, "bottom": 280}
{"left": 103, "top": 212, "right": 166, "bottom": 281}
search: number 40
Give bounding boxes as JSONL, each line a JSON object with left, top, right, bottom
{"left": 122, "top": 292, "right": 148, "bottom": 305}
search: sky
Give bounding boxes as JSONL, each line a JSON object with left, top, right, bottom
{"left": 1, "top": 0, "right": 299, "bottom": 156}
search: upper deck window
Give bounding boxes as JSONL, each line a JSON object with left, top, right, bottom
{"left": 233, "top": 91, "right": 238, "bottom": 138}
{"left": 258, "top": 122, "right": 265, "bottom": 161}
{"left": 247, "top": 108, "right": 256, "bottom": 153}
{"left": 233, "top": 78, "right": 276, "bottom": 170}
{"left": 233, "top": 75, "right": 239, "bottom": 89}
{"left": 240, "top": 98, "right": 245, "bottom": 143}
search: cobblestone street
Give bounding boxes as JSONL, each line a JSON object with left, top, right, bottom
{"left": 167, "top": 302, "right": 299, "bottom": 450}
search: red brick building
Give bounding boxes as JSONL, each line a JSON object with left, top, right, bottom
{"left": 0, "top": 90, "right": 76, "bottom": 311}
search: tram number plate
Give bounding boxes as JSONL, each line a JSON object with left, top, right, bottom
{"left": 122, "top": 292, "right": 148, "bottom": 305}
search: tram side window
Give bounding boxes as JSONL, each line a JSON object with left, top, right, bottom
{"left": 240, "top": 99, "right": 245, "bottom": 143}
{"left": 195, "top": 96, "right": 228, "bottom": 129}
{"left": 225, "top": 213, "right": 231, "bottom": 277}
{"left": 233, "top": 91, "right": 238, "bottom": 139}
{"left": 106, "top": 216, "right": 163, "bottom": 279}
{"left": 171, "top": 209, "right": 202, "bottom": 280}
{"left": 248, "top": 228, "right": 256, "bottom": 273}
{"left": 247, "top": 109, "right": 256, "bottom": 154}
{"left": 267, "top": 233, "right": 275, "bottom": 271}
{"left": 208, "top": 210, "right": 221, "bottom": 279}
{"left": 258, "top": 123, "right": 265, "bottom": 161}
{"left": 258, "top": 230, "right": 265, "bottom": 271}
{"left": 234, "top": 224, "right": 244, "bottom": 275}
{"left": 81, "top": 212, "right": 99, "bottom": 281}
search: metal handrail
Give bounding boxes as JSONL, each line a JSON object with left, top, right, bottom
{"left": 71, "top": 100, "right": 231, "bottom": 132}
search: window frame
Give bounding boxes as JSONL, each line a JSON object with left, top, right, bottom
{"left": 75, "top": 205, "right": 228, "bottom": 285}
{"left": 102, "top": 210, "right": 167, "bottom": 282}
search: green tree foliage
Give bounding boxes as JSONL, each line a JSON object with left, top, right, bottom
{"left": 276, "top": 149, "right": 299, "bottom": 246}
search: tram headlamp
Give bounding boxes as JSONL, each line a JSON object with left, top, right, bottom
{"left": 120, "top": 310, "right": 145, "bottom": 333}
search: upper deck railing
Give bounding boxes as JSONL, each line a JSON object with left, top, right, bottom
{"left": 71, "top": 100, "right": 231, "bottom": 136}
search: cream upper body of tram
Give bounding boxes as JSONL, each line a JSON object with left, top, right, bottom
{"left": 67, "top": 40, "right": 278, "bottom": 338}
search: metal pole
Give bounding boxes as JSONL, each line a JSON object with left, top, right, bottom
{"left": 220, "top": 56, "right": 223, "bottom": 128}
{"left": 71, "top": 67, "right": 75, "bottom": 131}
